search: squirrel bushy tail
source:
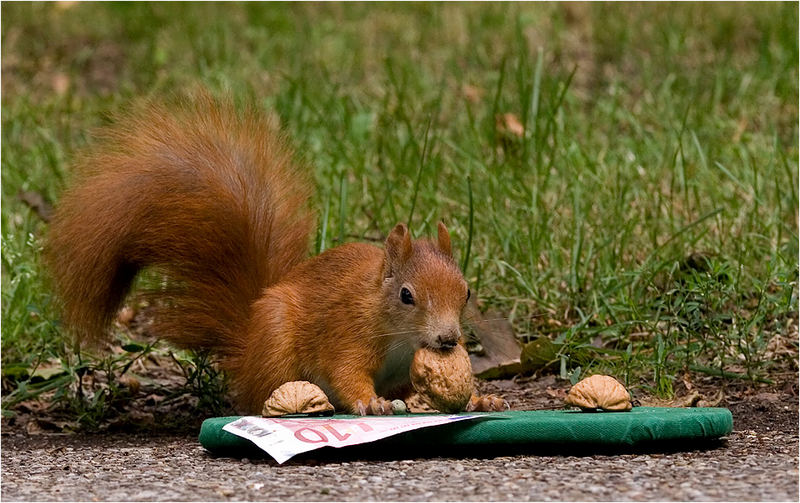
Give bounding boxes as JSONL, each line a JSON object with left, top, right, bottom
{"left": 46, "top": 93, "right": 314, "bottom": 357}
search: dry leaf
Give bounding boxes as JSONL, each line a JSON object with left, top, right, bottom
{"left": 681, "top": 371, "right": 694, "bottom": 391}
{"left": 118, "top": 375, "right": 140, "bottom": 395}
{"left": 18, "top": 191, "right": 53, "bottom": 222}
{"left": 144, "top": 393, "right": 165, "bottom": 406}
{"left": 52, "top": 72, "right": 70, "bottom": 96}
{"left": 732, "top": 117, "right": 748, "bottom": 143}
{"left": 639, "top": 390, "right": 723, "bottom": 408}
{"left": 462, "top": 84, "right": 484, "bottom": 104}
{"left": 697, "top": 390, "right": 725, "bottom": 407}
{"left": 496, "top": 113, "right": 525, "bottom": 137}
{"left": 25, "top": 420, "right": 45, "bottom": 435}
{"left": 465, "top": 300, "right": 523, "bottom": 379}
{"left": 117, "top": 306, "right": 136, "bottom": 325}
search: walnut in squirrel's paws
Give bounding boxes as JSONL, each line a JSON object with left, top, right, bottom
{"left": 410, "top": 345, "right": 474, "bottom": 413}
{"left": 410, "top": 345, "right": 509, "bottom": 413}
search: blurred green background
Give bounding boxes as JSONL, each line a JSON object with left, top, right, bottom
{"left": 2, "top": 2, "right": 797, "bottom": 421}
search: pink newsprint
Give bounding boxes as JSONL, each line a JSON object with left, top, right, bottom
{"left": 223, "top": 415, "right": 479, "bottom": 463}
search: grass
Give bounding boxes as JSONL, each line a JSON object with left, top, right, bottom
{"left": 1, "top": 2, "right": 797, "bottom": 422}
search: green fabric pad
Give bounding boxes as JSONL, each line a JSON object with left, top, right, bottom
{"left": 199, "top": 407, "right": 732, "bottom": 458}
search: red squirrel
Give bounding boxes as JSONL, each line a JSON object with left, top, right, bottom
{"left": 46, "top": 92, "right": 507, "bottom": 415}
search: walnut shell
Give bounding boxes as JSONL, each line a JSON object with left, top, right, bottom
{"left": 262, "top": 381, "right": 334, "bottom": 417}
{"left": 409, "top": 345, "right": 474, "bottom": 413}
{"left": 565, "top": 375, "right": 632, "bottom": 411}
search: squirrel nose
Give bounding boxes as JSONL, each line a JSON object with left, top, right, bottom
{"left": 436, "top": 327, "right": 461, "bottom": 349}
{"left": 437, "top": 337, "right": 457, "bottom": 349}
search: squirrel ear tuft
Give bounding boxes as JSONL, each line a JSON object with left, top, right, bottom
{"left": 384, "top": 223, "right": 412, "bottom": 277}
{"left": 437, "top": 221, "right": 452, "bottom": 257}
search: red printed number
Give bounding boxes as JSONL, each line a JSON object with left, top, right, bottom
{"left": 293, "top": 427, "right": 328, "bottom": 443}
{"left": 292, "top": 423, "right": 373, "bottom": 443}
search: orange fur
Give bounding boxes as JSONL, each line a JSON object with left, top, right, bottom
{"left": 46, "top": 94, "right": 470, "bottom": 415}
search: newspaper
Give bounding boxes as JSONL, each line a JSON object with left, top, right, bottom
{"left": 222, "top": 414, "right": 479, "bottom": 463}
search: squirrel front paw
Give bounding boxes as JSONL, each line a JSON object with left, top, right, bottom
{"left": 465, "top": 394, "right": 510, "bottom": 412}
{"left": 355, "top": 396, "right": 395, "bottom": 416}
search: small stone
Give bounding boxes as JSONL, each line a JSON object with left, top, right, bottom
{"left": 390, "top": 399, "right": 407, "bottom": 414}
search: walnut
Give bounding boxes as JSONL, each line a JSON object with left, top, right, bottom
{"left": 262, "top": 381, "right": 335, "bottom": 417}
{"left": 565, "top": 375, "right": 632, "bottom": 411}
{"left": 409, "top": 345, "right": 474, "bottom": 413}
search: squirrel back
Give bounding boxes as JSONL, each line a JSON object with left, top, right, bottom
{"left": 46, "top": 93, "right": 314, "bottom": 355}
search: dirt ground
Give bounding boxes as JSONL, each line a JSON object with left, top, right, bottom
{"left": 1, "top": 375, "right": 798, "bottom": 501}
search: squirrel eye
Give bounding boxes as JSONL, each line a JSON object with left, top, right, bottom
{"left": 400, "top": 287, "right": 415, "bottom": 305}
{"left": 466, "top": 288, "right": 471, "bottom": 302}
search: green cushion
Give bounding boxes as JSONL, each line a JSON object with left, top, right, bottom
{"left": 199, "top": 407, "right": 733, "bottom": 458}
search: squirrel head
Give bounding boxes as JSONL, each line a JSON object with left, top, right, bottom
{"left": 381, "top": 221, "right": 470, "bottom": 350}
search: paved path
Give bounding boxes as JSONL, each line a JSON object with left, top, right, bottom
{"left": 1, "top": 427, "right": 797, "bottom": 501}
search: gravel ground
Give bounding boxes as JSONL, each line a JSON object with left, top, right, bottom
{"left": 1, "top": 428, "right": 797, "bottom": 501}
{"left": 2, "top": 431, "right": 798, "bottom": 501}
{"left": 2, "top": 378, "right": 797, "bottom": 501}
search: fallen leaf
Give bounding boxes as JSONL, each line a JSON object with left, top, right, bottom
{"left": 678, "top": 391, "right": 702, "bottom": 407}
{"left": 119, "top": 375, "right": 141, "bottom": 395}
{"left": 639, "top": 390, "right": 726, "bottom": 408}
{"left": 697, "top": 390, "right": 724, "bottom": 407}
{"left": 732, "top": 117, "right": 748, "bottom": 143}
{"left": 25, "top": 419, "right": 44, "bottom": 435}
{"left": 520, "top": 337, "right": 560, "bottom": 371}
{"left": 144, "top": 393, "right": 166, "bottom": 406}
{"left": 17, "top": 191, "right": 53, "bottom": 222}
{"left": 465, "top": 300, "right": 523, "bottom": 379}
{"left": 15, "top": 400, "right": 48, "bottom": 414}
{"left": 117, "top": 306, "right": 136, "bottom": 325}
{"left": 496, "top": 113, "right": 525, "bottom": 137}
{"left": 681, "top": 371, "right": 693, "bottom": 391}
{"left": 35, "top": 417, "right": 74, "bottom": 432}
{"left": 754, "top": 392, "right": 781, "bottom": 404}
{"left": 31, "top": 360, "right": 66, "bottom": 382}
{"left": 127, "top": 409, "right": 155, "bottom": 423}
{"left": 461, "top": 84, "right": 484, "bottom": 104}
{"left": 52, "top": 72, "right": 70, "bottom": 96}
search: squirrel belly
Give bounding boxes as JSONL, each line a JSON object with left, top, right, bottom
{"left": 46, "top": 93, "right": 471, "bottom": 415}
